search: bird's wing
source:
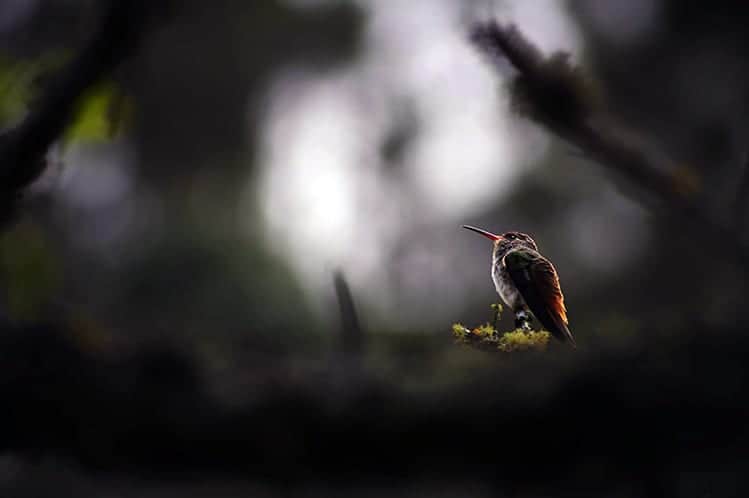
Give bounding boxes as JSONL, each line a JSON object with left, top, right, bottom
{"left": 503, "top": 249, "right": 576, "bottom": 347}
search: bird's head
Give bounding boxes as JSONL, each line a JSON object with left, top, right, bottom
{"left": 462, "top": 225, "right": 538, "bottom": 258}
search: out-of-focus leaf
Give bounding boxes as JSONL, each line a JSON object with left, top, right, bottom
{"left": 64, "top": 82, "right": 133, "bottom": 143}
{"left": 0, "top": 52, "right": 130, "bottom": 144}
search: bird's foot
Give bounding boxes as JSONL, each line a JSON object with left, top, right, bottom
{"left": 514, "top": 310, "right": 533, "bottom": 331}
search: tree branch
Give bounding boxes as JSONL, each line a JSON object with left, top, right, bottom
{"left": 0, "top": 1, "right": 154, "bottom": 197}
{"left": 470, "top": 21, "right": 749, "bottom": 266}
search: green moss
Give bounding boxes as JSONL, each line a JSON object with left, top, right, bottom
{"left": 452, "top": 322, "right": 550, "bottom": 353}
{"left": 497, "top": 329, "right": 550, "bottom": 352}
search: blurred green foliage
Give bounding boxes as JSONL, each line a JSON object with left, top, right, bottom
{"left": 0, "top": 221, "right": 61, "bottom": 320}
{"left": 0, "top": 55, "right": 38, "bottom": 125}
{"left": 64, "top": 82, "right": 132, "bottom": 143}
{"left": 0, "top": 51, "right": 66, "bottom": 124}
{"left": 0, "top": 51, "right": 129, "bottom": 143}
{"left": 114, "top": 226, "right": 324, "bottom": 357}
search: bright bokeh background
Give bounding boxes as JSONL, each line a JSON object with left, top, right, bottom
{"left": 256, "top": 0, "right": 577, "bottom": 321}
{"left": 2, "top": 0, "right": 740, "bottom": 349}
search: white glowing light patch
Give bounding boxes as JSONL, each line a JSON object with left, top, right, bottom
{"left": 407, "top": 108, "right": 515, "bottom": 218}
{"left": 257, "top": 72, "right": 362, "bottom": 284}
{"left": 359, "top": 0, "right": 520, "bottom": 218}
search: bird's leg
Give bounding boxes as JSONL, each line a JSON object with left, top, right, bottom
{"left": 490, "top": 303, "right": 503, "bottom": 332}
{"left": 514, "top": 309, "right": 533, "bottom": 331}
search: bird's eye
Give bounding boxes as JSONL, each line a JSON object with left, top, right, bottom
{"left": 506, "top": 234, "right": 516, "bottom": 240}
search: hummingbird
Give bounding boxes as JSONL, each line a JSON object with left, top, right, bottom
{"left": 462, "top": 225, "right": 576, "bottom": 347}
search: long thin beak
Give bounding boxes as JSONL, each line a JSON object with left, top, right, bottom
{"left": 462, "top": 225, "right": 503, "bottom": 241}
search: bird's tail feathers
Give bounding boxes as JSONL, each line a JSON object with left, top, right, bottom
{"left": 547, "top": 312, "right": 576, "bottom": 349}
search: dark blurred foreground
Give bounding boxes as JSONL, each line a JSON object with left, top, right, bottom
{"left": 0, "top": 320, "right": 748, "bottom": 497}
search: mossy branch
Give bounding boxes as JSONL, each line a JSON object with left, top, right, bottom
{"left": 452, "top": 323, "right": 550, "bottom": 353}
{"left": 470, "top": 20, "right": 749, "bottom": 270}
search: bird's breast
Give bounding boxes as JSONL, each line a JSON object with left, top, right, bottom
{"left": 492, "top": 256, "right": 524, "bottom": 310}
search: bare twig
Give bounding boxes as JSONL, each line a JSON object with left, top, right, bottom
{"left": 333, "top": 269, "right": 364, "bottom": 357}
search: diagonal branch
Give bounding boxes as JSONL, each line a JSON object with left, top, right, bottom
{"left": 0, "top": 0, "right": 155, "bottom": 196}
{"left": 470, "top": 20, "right": 749, "bottom": 267}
